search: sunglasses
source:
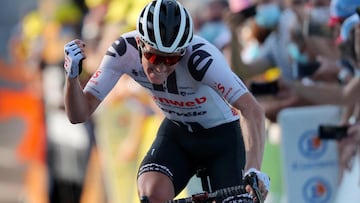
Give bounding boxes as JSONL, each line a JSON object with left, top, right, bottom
{"left": 139, "top": 41, "right": 184, "bottom": 66}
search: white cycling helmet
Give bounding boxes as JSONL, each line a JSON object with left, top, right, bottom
{"left": 137, "top": 0, "right": 193, "bottom": 53}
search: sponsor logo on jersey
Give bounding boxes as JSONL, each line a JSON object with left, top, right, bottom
{"left": 89, "top": 70, "right": 102, "bottom": 85}
{"left": 160, "top": 108, "right": 207, "bottom": 117}
{"left": 231, "top": 108, "right": 239, "bottom": 116}
{"left": 216, "top": 82, "right": 233, "bottom": 99}
{"left": 188, "top": 43, "right": 212, "bottom": 81}
{"left": 92, "top": 70, "right": 102, "bottom": 78}
{"left": 153, "top": 96, "right": 207, "bottom": 107}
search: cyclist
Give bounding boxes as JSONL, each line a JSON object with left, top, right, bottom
{"left": 63, "top": 0, "right": 270, "bottom": 203}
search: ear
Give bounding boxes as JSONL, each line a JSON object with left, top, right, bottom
{"left": 136, "top": 36, "right": 143, "bottom": 63}
{"left": 136, "top": 36, "right": 145, "bottom": 52}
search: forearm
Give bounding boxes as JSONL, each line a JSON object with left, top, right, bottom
{"left": 226, "top": 29, "right": 268, "bottom": 79}
{"left": 64, "top": 77, "right": 93, "bottom": 123}
{"left": 240, "top": 104, "right": 266, "bottom": 171}
{"left": 228, "top": 30, "right": 248, "bottom": 78}
{"left": 223, "top": 29, "right": 251, "bottom": 79}
{"left": 292, "top": 81, "right": 350, "bottom": 105}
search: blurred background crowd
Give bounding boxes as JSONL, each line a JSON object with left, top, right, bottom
{"left": 1, "top": 0, "right": 360, "bottom": 203}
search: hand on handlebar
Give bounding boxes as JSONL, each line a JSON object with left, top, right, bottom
{"left": 243, "top": 168, "right": 270, "bottom": 203}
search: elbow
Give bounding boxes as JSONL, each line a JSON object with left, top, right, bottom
{"left": 68, "top": 118, "right": 86, "bottom": 124}
{"left": 64, "top": 106, "right": 91, "bottom": 124}
{"left": 66, "top": 113, "right": 89, "bottom": 124}
{"left": 235, "top": 93, "right": 266, "bottom": 121}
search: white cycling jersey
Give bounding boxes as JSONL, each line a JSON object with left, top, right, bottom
{"left": 84, "top": 31, "right": 249, "bottom": 131}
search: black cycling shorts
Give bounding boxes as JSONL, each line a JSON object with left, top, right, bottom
{"left": 137, "top": 118, "right": 246, "bottom": 195}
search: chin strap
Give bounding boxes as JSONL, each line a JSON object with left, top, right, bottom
{"left": 138, "top": 46, "right": 143, "bottom": 64}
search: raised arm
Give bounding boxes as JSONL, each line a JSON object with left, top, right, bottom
{"left": 222, "top": 26, "right": 271, "bottom": 80}
{"left": 63, "top": 39, "right": 101, "bottom": 124}
{"left": 64, "top": 78, "right": 101, "bottom": 123}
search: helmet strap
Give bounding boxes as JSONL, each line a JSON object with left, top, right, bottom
{"left": 138, "top": 45, "right": 143, "bottom": 64}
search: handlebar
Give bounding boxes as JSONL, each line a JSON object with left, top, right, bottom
{"left": 164, "top": 172, "right": 263, "bottom": 203}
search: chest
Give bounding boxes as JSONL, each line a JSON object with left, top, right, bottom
{"left": 132, "top": 64, "right": 206, "bottom": 96}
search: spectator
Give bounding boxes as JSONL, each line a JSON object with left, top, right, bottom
{"left": 196, "top": 0, "right": 231, "bottom": 51}
{"left": 224, "top": 0, "right": 318, "bottom": 122}
{"left": 282, "top": 9, "right": 360, "bottom": 107}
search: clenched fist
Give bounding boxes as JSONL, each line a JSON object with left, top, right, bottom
{"left": 64, "top": 39, "right": 86, "bottom": 78}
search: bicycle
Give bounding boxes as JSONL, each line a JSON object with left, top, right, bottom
{"left": 163, "top": 168, "right": 264, "bottom": 203}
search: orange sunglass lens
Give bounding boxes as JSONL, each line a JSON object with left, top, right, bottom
{"left": 143, "top": 52, "right": 181, "bottom": 65}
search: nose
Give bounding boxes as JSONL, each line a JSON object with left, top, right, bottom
{"left": 153, "top": 63, "right": 168, "bottom": 73}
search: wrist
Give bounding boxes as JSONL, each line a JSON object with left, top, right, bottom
{"left": 65, "top": 68, "right": 80, "bottom": 79}
{"left": 66, "top": 75, "right": 80, "bottom": 84}
{"left": 66, "top": 74, "right": 78, "bottom": 79}
{"left": 67, "top": 74, "right": 79, "bottom": 79}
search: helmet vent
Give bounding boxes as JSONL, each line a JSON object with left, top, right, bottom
{"left": 178, "top": 16, "right": 191, "bottom": 48}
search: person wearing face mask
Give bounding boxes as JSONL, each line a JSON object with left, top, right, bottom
{"left": 196, "top": 0, "right": 231, "bottom": 51}
{"left": 62, "top": 1, "right": 270, "bottom": 203}
{"left": 223, "top": 0, "right": 317, "bottom": 122}
{"left": 225, "top": 0, "right": 301, "bottom": 79}
{"left": 255, "top": 2, "right": 282, "bottom": 29}
{"left": 281, "top": 10, "right": 360, "bottom": 114}
{"left": 310, "top": 0, "right": 331, "bottom": 25}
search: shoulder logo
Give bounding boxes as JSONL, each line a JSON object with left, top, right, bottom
{"left": 188, "top": 43, "right": 213, "bottom": 81}
{"left": 106, "top": 37, "right": 127, "bottom": 57}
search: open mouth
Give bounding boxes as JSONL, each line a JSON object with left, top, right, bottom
{"left": 150, "top": 67, "right": 168, "bottom": 75}
{"left": 147, "top": 67, "right": 168, "bottom": 84}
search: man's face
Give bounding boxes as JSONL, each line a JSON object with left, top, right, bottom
{"left": 136, "top": 37, "right": 183, "bottom": 84}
